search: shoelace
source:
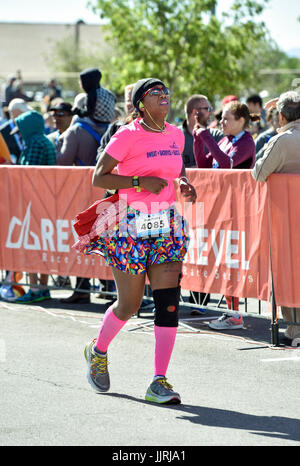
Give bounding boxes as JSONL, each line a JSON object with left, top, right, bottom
{"left": 156, "top": 377, "right": 173, "bottom": 391}
{"left": 91, "top": 350, "right": 108, "bottom": 375}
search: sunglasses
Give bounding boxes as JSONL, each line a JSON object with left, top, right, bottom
{"left": 195, "top": 106, "right": 212, "bottom": 112}
{"left": 141, "top": 86, "right": 170, "bottom": 100}
{"left": 52, "top": 111, "right": 71, "bottom": 117}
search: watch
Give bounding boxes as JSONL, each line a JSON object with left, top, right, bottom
{"left": 132, "top": 176, "right": 141, "bottom": 192}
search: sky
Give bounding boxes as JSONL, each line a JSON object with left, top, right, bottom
{"left": 0, "top": 0, "right": 299, "bottom": 54}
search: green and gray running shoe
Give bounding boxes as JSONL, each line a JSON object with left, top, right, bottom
{"left": 145, "top": 377, "right": 181, "bottom": 404}
{"left": 84, "top": 339, "right": 110, "bottom": 393}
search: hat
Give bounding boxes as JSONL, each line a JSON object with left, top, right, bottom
{"left": 8, "top": 98, "right": 32, "bottom": 114}
{"left": 72, "top": 93, "right": 87, "bottom": 111}
{"left": 221, "top": 95, "right": 238, "bottom": 107}
{"left": 131, "top": 78, "right": 165, "bottom": 109}
{"left": 93, "top": 87, "right": 116, "bottom": 122}
{"left": 79, "top": 68, "right": 102, "bottom": 93}
{"left": 49, "top": 102, "right": 73, "bottom": 113}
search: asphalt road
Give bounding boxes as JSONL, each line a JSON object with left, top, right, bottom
{"left": 1, "top": 292, "right": 300, "bottom": 448}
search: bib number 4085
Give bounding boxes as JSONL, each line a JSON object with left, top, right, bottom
{"left": 136, "top": 212, "right": 170, "bottom": 238}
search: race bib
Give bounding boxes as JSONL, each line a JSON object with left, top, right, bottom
{"left": 136, "top": 211, "right": 170, "bottom": 238}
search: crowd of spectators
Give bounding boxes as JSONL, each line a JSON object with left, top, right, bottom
{"left": 1, "top": 68, "right": 300, "bottom": 346}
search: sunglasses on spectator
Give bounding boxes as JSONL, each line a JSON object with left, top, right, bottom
{"left": 52, "top": 111, "right": 71, "bottom": 117}
{"left": 141, "top": 86, "right": 170, "bottom": 100}
{"left": 195, "top": 106, "right": 212, "bottom": 112}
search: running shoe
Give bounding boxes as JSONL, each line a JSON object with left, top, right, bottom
{"left": 208, "top": 312, "right": 244, "bottom": 330}
{"left": 84, "top": 339, "right": 110, "bottom": 393}
{"left": 15, "top": 289, "right": 45, "bottom": 304}
{"left": 0, "top": 285, "right": 17, "bottom": 302}
{"left": 40, "top": 289, "right": 51, "bottom": 301}
{"left": 190, "top": 308, "right": 206, "bottom": 315}
{"left": 145, "top": 377, "right": 181, "bottom": 404}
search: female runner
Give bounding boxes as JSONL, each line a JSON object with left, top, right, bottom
{"left": 80, "top": 78, "right": 197, "bottom": 404}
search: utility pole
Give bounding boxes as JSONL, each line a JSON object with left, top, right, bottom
{"left": 211, "top": 0, "right": 217, "bottom": 16}
{"left": 74, "top": 19, "right": 85, "bottom": 72}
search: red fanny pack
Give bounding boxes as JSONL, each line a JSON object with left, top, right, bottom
{"left": 72, "top": 193, "right": 127, "bottom": 252}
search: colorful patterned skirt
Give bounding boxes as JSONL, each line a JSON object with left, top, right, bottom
{"left": 81, "top": 205, "right": 189, "bottom": 275}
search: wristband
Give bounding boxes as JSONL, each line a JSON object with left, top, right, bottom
{"left": 132, "top": 176, "right": 141, "bottom": 192}
{"left": 179, "top": 176, "right": 189, "bottom": 183}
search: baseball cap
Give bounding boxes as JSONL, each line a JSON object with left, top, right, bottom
{"left": 221, "top": 95, "right": 238, "bottom": 107}
{"left": 8, "top": 98, "right": 32, "bottom": 114}
{"left": 49, "top": 102, "right": 73, "bottom": 113}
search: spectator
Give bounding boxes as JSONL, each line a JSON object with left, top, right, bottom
{"left": 4, "top": 75, "right": 17, "bottom": 106}
{"left": 43, "top": 79, "right": 62, "bottom": 109}
{"left": 180, "top": 94, "right": 223, "bottom": 311}
{"left": 246, "top": 94, "right": 267, "bottom": 137}
{"left": 47, "top": 102, "right": 73, "bottom": 148}
{"left": 255, "top": 108, "right": 280, "bottom": 161}
{"left": 13, "top": 79, "right": 32, "bottom": 102}
{"left": 56, "top": 69, "right": 115, "bottom": 166}
{"left": 0, "top": 98, "right": 32, "bottom": 164}
{"left": 79, "top": 67, "right": 116, "bottom": 124}
{"left": 58, "top": 70, "right": 115, "bottom": 304}
{"left": 12, "top": 110, "right": 56, "bottom": 304}
{"left": 252, "top": 91, "right": 300, "bottom": 345}
{"left": 95, "top": 83, "right": 136, "bottom": 303}
{"left": 0, "top": 132, "right": 12, "bottom": 164}
{"left": 180, "top": 94, "right": 223, "bottom": 168}
{"left": 210, "top": 96, "right": 238, "bottom": 130}
{"left": 221, "top": 95, "right": 238, "bottom": 107}
{"left": 194, "top": 100, "right": 258, "bottom": 330}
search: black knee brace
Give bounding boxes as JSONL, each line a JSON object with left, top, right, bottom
{"left": 153, "top": 286, "right": 181, "bottom": 327}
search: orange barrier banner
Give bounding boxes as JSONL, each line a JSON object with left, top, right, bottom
{"left": 178, "top": 169, "right": 270, "bottom": 300}
{"left": 0, "top": 166, "right": 113, "bottom": 280}
{"left": 267, "top": 174, "right": 300, "bottom": 307}
{"left": 0, "top": 166, "right": 271, "bottom": 300}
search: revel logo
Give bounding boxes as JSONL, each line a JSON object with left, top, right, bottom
{"left": 5, "top": 202, "right": 76, "bottom": 252}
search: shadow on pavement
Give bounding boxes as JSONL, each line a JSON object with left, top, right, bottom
{"left": 99, "top": 392, "right": 300, "bottom": 443}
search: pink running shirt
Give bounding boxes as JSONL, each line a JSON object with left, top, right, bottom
{"left": 104, "top": 119, "right": 184, "bottom": 213}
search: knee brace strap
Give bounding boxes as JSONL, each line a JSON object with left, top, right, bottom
{"left": 153, "top": 286, "right": 180, "bottom": 327}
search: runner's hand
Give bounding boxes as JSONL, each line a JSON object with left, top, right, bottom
{"left": 140, "top": 176, "right": 168, "bottom": 194}
{"left": 179, "top": 179, "right": 197, "bottom": 204}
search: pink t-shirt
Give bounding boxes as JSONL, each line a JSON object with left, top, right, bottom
{"left": 105, "top": 119, "right": 184, "bottom": 213}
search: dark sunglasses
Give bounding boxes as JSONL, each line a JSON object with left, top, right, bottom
{"left": 52, "top": 111, "right": 71, "bottom": 117}
{"left": 195, "top": 106, "right": 212, "bottom": 112}
{"left": 141, "top": 86, "right": 170, "bottom": 100}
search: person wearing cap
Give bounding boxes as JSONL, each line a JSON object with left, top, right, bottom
{"left": 79, "top": 77, "right": 197, "bottom": 404}
{"left": 252, "top": 91, "right": 300, "bottom": 346}
{"left": 179, "top": 94, "right": 223, "bottom": 313}
{"left": 56, "top": 74, "right": 115, "bottom": 304}
{"left": 194, "top": 100, "right": 258, "bottom": 331}
{"left": 55, "top": 69, "right": 115, "bottom": 167}
{"left": 0, "top": 98, "right": 32, "bottom": 164}
{"left": 12, "top": 110, "right": 56, "bottom": 304}
{"left": 47, "top": 102, "right": 73, "bottom": 149}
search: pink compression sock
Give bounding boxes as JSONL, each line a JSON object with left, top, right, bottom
{"left": 154, "top": 325, "right": 177, "bottom": 377}
{"left": 95, "top": 306, "right": 127, "bottom": 353}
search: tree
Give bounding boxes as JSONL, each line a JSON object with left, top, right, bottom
{"left": 88, "top": 0, "right": 270, "bottom": 119}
